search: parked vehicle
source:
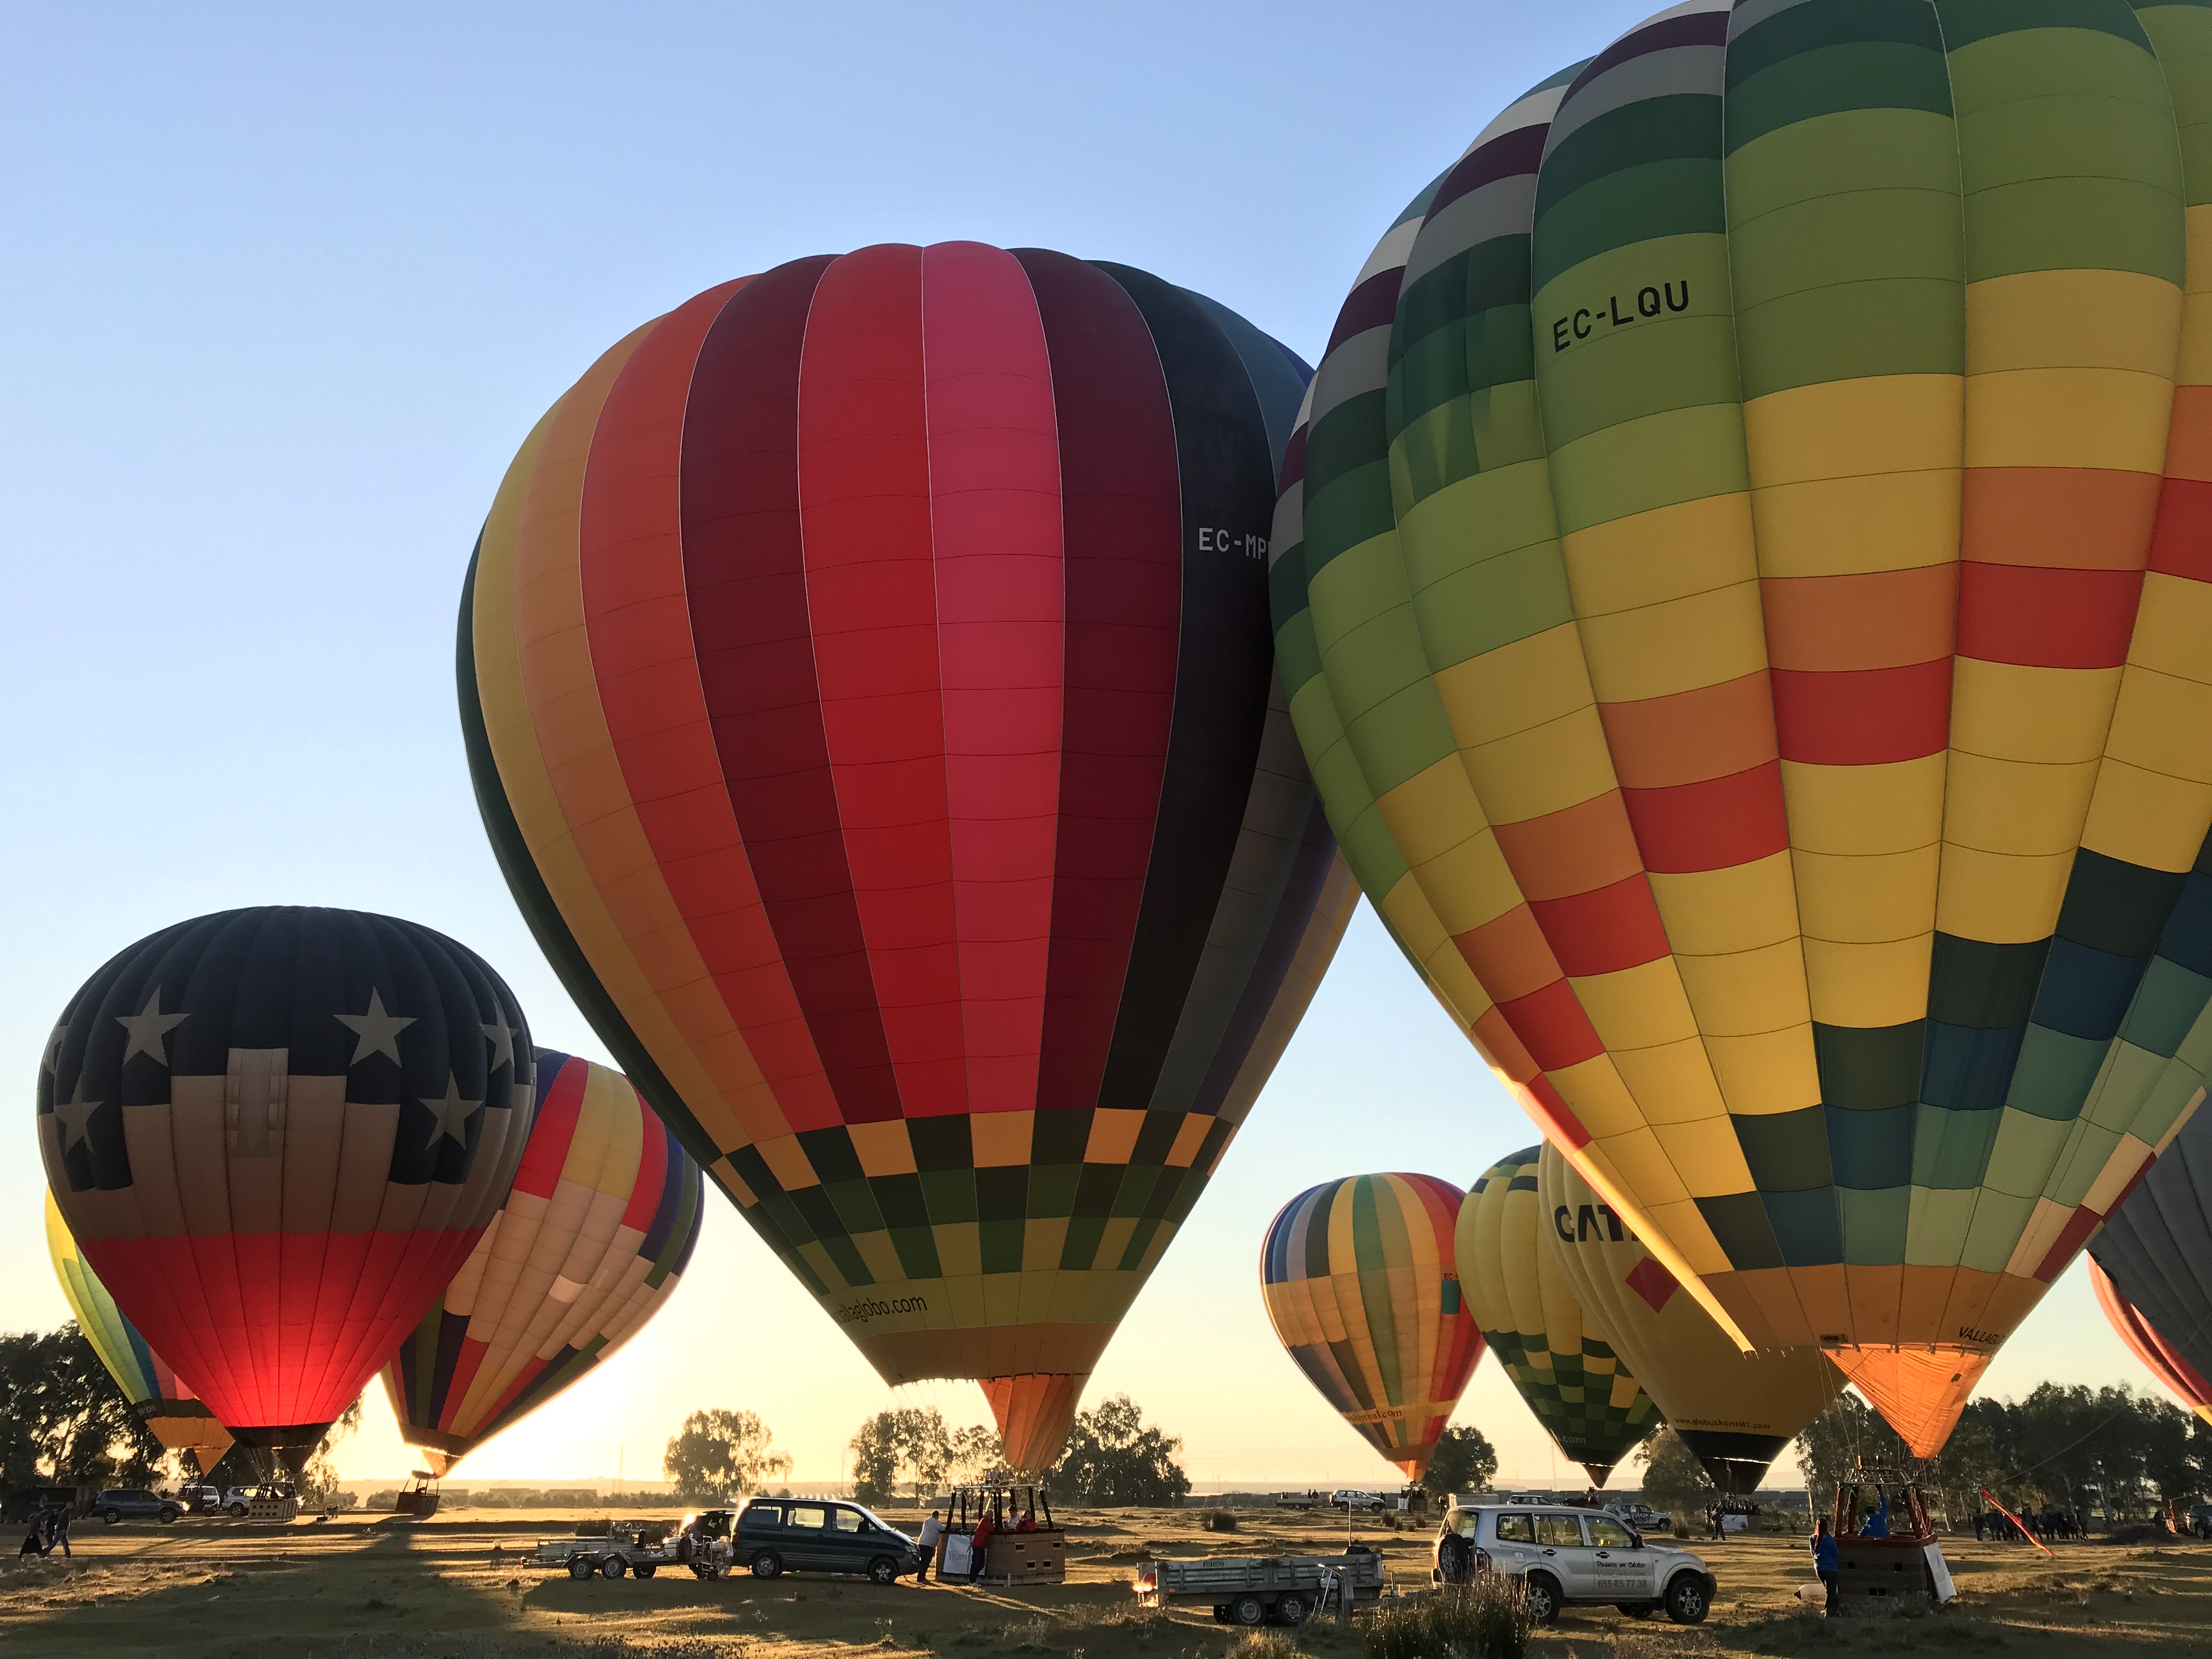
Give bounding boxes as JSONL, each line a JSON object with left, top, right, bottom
{"left": 2190, "top": 1503, "right": 2212, "bottom": 1541}
{"left": 1273, "top": 1492, "right": 1325, "bottom": 1510}
{"left": 1329, "top": 1489, "right": 1387, "bottom": 1513}
{"left": 1136, "top": 1550, "right": 1384, "bottom": 1627}
{"left": 94, "top": 1488, "right": 182, "bottom": 1525}
{"left": 1432, "top": 1503, "right": 1713, "bottom": 1626}
{"left": 1605, "top": 1503, "right": 1671, "bottom": 1533}
{"left": 734, "top": 1497, "right": 922, "bottom": 1584}
{"left": 177, "top": 1483, "right": 224, "bottom": 1515}
{"left": 227, "top": 1485, "right": 300, "bottom": 1522}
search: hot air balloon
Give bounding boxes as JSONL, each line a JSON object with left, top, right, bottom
{"left": 1260, "top": 1173, "right": 1484, "bottom": 1479}
{"left": 1538, "top": 1143, "right": 1841, "bottom": 1494}
{"left": 1458, "top": 1147, "right": 1657, "bottom": 1483}
{"left": 46, "top": 1190, "right": 234, "bottom": 1476}
{"left": 381, "top": 1048, "right": 706, "bottom": 1474}
{"left": 2091, "top": 1262, "right": 2212, "bottom": 1424}
{"left": 460, "top": 243, "right": 1358, "bottom": 1469}
{"left": 2089, "top": 1087, "right": 2212, "bottom": 1423}
{"left": 37, "top": 907, "right": 534, "bottom": 1472}
{"left": 1271, "top": 0, "right": 2212, "bottom": 1455}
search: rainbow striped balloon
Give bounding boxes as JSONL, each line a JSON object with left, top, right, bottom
{"left": 380, "top": 1049, "right": 703, "bottom": 1474}
{"left": 1261, "top": 1172, "right": 1484, "bottom": 1480}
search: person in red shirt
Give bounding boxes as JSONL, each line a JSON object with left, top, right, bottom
{"left": 968, "top": 1510, "right": 996, "bottom": 1582}
{"left": 1013, "top": 1506, "right": 1037, "bottom": 1533}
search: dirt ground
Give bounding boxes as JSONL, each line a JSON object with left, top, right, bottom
{"left": 3, "top": 1502, "right": 2209, "bottom": 1658}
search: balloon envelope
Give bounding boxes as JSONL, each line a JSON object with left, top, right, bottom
{"left": 381, "top": 1048, "right": 706, "bottom": 1474}
{"left": 1260, "top": 1172, "right": 1484, "bottom": 1479}
{"left": 46, "top": 1189, "right": 233, "bottom": 1475}
{"left": 1271, "top": 0, "right": 2212, "bottom": 1455}
{"left": 1539, "top": 1143, "right": 1841, "bottom": 1494}
{"left": 38, "top": 907, "right": 534, "bottom": 1468}
{"left": 2088, "top": 1093, "right": 2212, "bottom": 1424}
{"left": 460, "top": 243, "right": 1355, "bottom": 1468}
{"left": 1458, "top": 1147, "right": 1657, "bottom": 1484}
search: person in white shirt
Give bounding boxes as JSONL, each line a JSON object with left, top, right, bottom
{"left": 916, "top": 1510, "right": 943, "bottom": 1583}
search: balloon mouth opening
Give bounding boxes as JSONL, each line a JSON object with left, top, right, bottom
{"left": 227, "top": 1422, "right": 332, "bottom": 1477}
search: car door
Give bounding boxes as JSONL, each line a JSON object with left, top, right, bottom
{"left": 1532, "top": 1511, "right": 1592, "bottom": 1596}
{"left": 830, "top": 1504, "right": 876, "bottom": 1572}
{"left": 1582, "top": 1514, "right": 1655, "bottom": 1600}
{"left": 782, "top": 1503, "right": 833, "bottom": 1569}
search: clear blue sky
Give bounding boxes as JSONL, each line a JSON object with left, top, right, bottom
{"left": 0, "top": 1, "right": 2148, "bottom": 1487}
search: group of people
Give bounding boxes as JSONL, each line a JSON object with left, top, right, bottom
{"left": 911, "top": 1503, "right": 1041, "bottom": 1585}
{"left": 1974, "top": 1506, "right": 2081, "bottom": 1542}
{"left": 16, "top": 1502, "right": 72, "bottom": 1559}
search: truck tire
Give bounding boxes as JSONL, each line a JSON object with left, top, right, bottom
{"left": 1231, "top": 1594, "right": 1267, "bottom": 1626}
{"left": 867, "top": 1556, "right": 899, "bottom": 1585}
{"left": 1522, "top": 1572, "right": 1562, "bottom": 1626}
{"left": 751, "top": 1550, "right": 783, "bottom": 1579}
{"left": 1273, "top": 1593, "right": 1309, "bottom": 1626}
{"left": 634, "top": 1564, "right": 657, "bottom": 1579}
{"left": 568, "top": 1556, "right": 595, "bottom": 1580}
{"left": 1664, "top": 1572, "right": 1709, "bottom": 1625}
{"left": 600, "top": 1555, "right": 628, "bottom": 1579}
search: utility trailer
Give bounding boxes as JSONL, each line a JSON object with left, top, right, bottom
{"left": 1135, "top": 1550, "right": 1385, "bottom": 1627}
{"left": 529, "top": 1515, "right": 735, "bottom": 1582}
{"left": 1272, "top": 1491, "right": 1325, "bottom": 1510}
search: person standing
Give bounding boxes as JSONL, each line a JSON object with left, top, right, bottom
{"left": 968, "top": 1508, "right": 996, "bottom": 1584}
{"left": 45, "top": 1503, "right": 70, "bottom": 1559}
{"left": 1812, "top": 1518, "right": 1838, "bottom": 1617}
{"left": 915, "top": 1510, "right": 943, "bottom": 1584}
{"left": 18, "top": 1508, "right": 45, "bottom": 1558}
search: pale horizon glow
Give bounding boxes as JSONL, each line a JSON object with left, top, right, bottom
{"left": 0, "top": 0, "right": 2165, "bottom": 1497}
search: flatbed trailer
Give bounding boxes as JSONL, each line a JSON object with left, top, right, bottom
{"left": 1272, "top": 1492, "right": 1325, "bottom": 1509}
{"left": 527, "top": 1519, "right": 733, "bottom": 1582}
{"left": 1135, "top": 1551, "right": 1385, "bottom": 1627}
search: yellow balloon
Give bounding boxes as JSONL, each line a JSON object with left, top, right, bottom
{"left": 1539, "top": 1145, "right": 1841, "bottom": 1496}
{"left": 1457, "top": 1148, "right": 1657, "bottom": 1484}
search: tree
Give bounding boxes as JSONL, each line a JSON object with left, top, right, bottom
{"left": 0, "top": 1323, "right": 164, "bottom": 1491}
{"left": 664, "top": 1409, "right": 793, "bottom": 1504}
{"left": 1421, "top": 1425, "right": 1498, "bottom": 1499}
{"left": 949, "top": 1421, "right": 1003, "bottom": 1485}
{"left": 847, "top": 1407, "right": 999, "bottom": 1503}
{"left": 1049, "top": 1395, "right": 1190, "bottom": 1506}
{"left": 1634, "top": 1427, "right": 1713, "bottom": 1523}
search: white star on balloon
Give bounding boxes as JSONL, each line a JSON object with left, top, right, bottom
{"left": 53, "top": 1084, "right": 101, "bottom": 1156}
{"left": 419, "top": 1077, "right": 483, "bottom": 1150}
{"left": 116, "top": 989, "right": 189, "bottom": 1069}
{"left": 481, "top": 1017, "right": 517, "bottom": 1073}
{"left": 336, "top": 989, "right": 416, "bottom": 1066}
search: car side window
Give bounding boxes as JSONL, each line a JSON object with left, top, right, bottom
{"left": 786, "top": 1505, "right": 827, "bottom": 1531}
{"left": 1494, "top": 1513, "right": 1535, "bottom": 1544}
{"left": 833, "top": 1508, "right": 865, "bottom": 1532}
{"left": 746, "top": 1504, "right": 783, "bottom": 1527}
{"left": 1536, "top": 1513, "right": 1586, "bottom": 1548}
{"left": 1587, "top": 1517, "right": 1634, "bottom": 1548}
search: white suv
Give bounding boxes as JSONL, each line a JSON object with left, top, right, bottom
{"left": 1432, "top": 1503, "right": 1713, "bottom": 1626}
{"left": 1329, "top": 1489, "right": 1387, "bottom": 1511}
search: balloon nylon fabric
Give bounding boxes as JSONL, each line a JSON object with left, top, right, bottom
{"left": 2089, "top": 1081, "right": 2212, "bottom": 1423}
{"left": 1272, "top": 0, "right": 2212, "bottom": 1455}
{"left": 1538, "top": 1143, "right": 1841, "bottom": 1495}
{"left": 1260, "top": 1172, "right": 1485, "bottom": 1479}
{"left": 37, "top": 907, "right": 534, "bottom": 1455}
{"left": 46, "top": 1189, "right": 234, "bottom": 1473}
{"left": 381, "top": 1049, "right": 705, "bottom": 1474}
{"left": 460, "top": 242, "right": 1356, "bottom": 1468}
{"left": 1458, "top": 1147, "right": 1657, "bottom": 1483}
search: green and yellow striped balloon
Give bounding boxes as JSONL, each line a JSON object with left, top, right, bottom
{"left": 1274, "top": 0, "right": 2212, "bottom": 1455}
{"left": 1457, "top": 1148, "right": 1658, "bottom": 1483}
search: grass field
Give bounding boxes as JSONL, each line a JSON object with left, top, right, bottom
{"left": 4, "top": 1502, "right": 2209, "bottom": 1658}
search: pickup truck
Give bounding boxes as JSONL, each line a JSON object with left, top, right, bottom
{"left": 529, "top": 1514, "right": 736, "bottom": 1582}
{"left": 1135, "top": 1550, "right": 1385, "bottom": 1627}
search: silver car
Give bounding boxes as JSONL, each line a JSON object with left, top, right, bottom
{"left": 1432, "top": 1503, "right": 1713, "bottom": 1626}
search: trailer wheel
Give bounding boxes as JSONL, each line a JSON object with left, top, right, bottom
{"left": 752, "top": 1550, "right": 783, "bottom": 1579}
{"left": 1273, "top": 1593, "right": 1309, "bottom": 1626}
{"left": 600, "top": 1555, "right": 628, "bottom": 1579}
{"left": 1231, "top": 1594, "right": 1267, "bottom": 1626}
{"left": 567, "top": 1556, "right": 595, "bottom": 1580}
{"left": 634, "top": 1564, "right": 657, "bottom": 1579}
